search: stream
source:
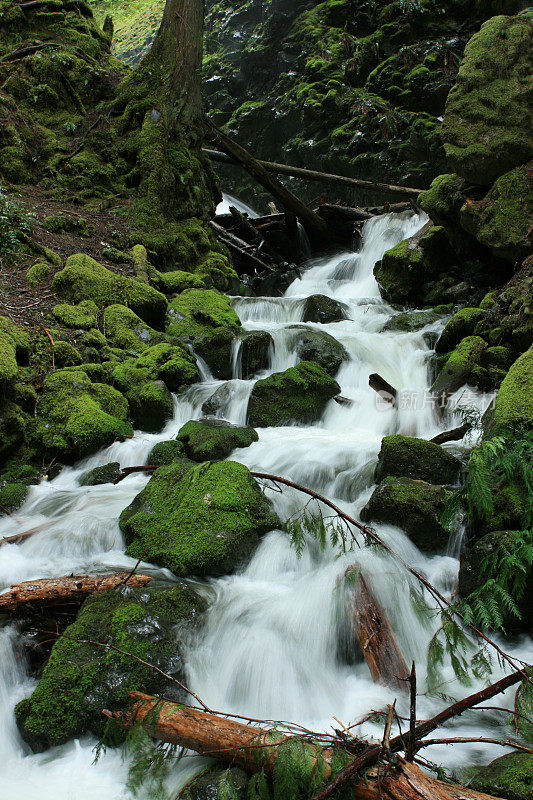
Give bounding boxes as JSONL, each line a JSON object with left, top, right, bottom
{"left": 0, "top": 206, "right": 531, "bottom": 799}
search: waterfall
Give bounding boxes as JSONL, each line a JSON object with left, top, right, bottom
{"left": 0, "top": 211, "right": 530, "bottom": 798}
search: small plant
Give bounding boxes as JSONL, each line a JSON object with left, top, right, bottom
{"left": 0, "top": 185, "right": 32, "bottom": 268}
{"left": 284, "top": 512, "right": 353, "bottom": 557}
{"left": 64, "top": 120, "right": 78, "bottom": 134}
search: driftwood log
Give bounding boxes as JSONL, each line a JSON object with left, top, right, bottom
{"left": 0, "top": 572, "right": 152, "bottom": 613}
{"left": 108, "top": 693, "right": 504, "bottom": 800}
{"left": 345, "top": 566, "right": 409, "bottom": 690}
{"left": 369, "top": 373, "right": 397, "bottom": 403}
{"left": 430, "top": 423, "right": 471, "bottom": 445}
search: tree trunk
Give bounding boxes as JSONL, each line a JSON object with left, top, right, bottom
{"left": 0, "top": 573, "right": 152, "bottom": 613}
{"left": 109, "top": 694, "right": 503, "bottom": 800}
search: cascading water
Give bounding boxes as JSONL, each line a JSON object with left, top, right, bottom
{"left": 0, "top": 210, "right": 531, "bottom": 799}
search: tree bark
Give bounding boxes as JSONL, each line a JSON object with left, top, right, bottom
{"left": 0, "top": 573, "right": 152, "bottom": 613}
{"left": 109, "top": 693, "right": 503, "bottom": 800}
{"left": 344, "top": 566, "right": 409, "bottom": 690}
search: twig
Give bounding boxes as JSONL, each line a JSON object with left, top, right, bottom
{"left": 415, "top": 737, "right": 533, "bottom": 754}
{"left": 382, "top": 702, "right": 395, "bottom": 751}
{"left": 407, "top": 661, "right": 416, "bottom": 761}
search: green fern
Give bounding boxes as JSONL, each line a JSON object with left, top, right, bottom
{"left": 284, "top": 513, "right": 351, "bottom": 557}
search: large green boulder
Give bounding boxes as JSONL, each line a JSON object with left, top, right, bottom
{"left": 102, "top": 304, "right": 165, "bottom": 352}
{"left": 52, "top": 301, "right": 98, "bottom": 330}
{"left": 493, "top": 345, "right": 533, "bottom": 428}
{"left": 35, "top": 369, "right": 133, "bottom": 460}
{"left": 15, "top": 583, "right": 205, "bottom": 751}
{"left": 132, "top": 342, "right": 199, "bottom": 391}
{"left": 177, "top": 419, "right": 258, "bottom": 461}
{"left": 375, "top": 435, "right": 461, "bottom": 485}
{"left": 460, "top": 161, "right": 533, "bottom": 262}
{"left": 442, "top": 11, "right": 533, "bottom": 186}
{"left": 287, "top": 326, "right": 348, "bottom": 377}
{"left": 247, "top": 361, "right": 340, "bottom": 427}
{"left": 302, "top": 294, "right": 348, "bottom": 324}
{"left": 360, "top": 476, "right": 449, "bottom": 553}
{"left": 435, "top": 308, "right": 488, "bottom": 353}
{"left": 166, "top": 289, "right": 241, "bottom": 378}
{"left": 470, "top": 753, "right": 533, "bottom": 800}
{"left": 147, "top": 439, "right": 189, "bottom": 466}
{"left": 53, "top": 254, "right": 168, "bottom": 325}
{"left": 430, "top": 336, "right": 487, "bottom": 396}
{"left": 157, "top": 269, "right": 206, "bottom": 295}
{"left": 120, "top": 460, "right": 279, "bottom": 576}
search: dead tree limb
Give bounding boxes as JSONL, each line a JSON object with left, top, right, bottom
{"left": 368, "top": 373, "right": 398, "bottom": 403}
{"left": 209, "top": 221, "right": 275, "bottom": 272}
{"left": 0, "top": 572, "right": 152, "bottom": 613}
{"left": 202, "top": 122, "right": 332, "bottom": 246}
{"left": 430, "top": 423, "right": 471, "bottom": 445}
{"left": 344, "top": 566, "right": 409, "bottom": 690}
{"left": 203, "top": 148, "right": 423, "bottom": 199}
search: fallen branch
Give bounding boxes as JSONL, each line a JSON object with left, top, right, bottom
{"left": 0, "top": 572, "right": 152, "bottom": 613}
{"left": 113, "top": 464, "right": 157, "bottom": 484}
{"left": 369, "top": 373, "right": 397, "bottom": 403}
{"left": 203, "top": 148, "right": 422, "bottom": 199}
{"left": 209, "top": 221, "right": 275, "bottom": 272}
{"left": 0, "top": 519, "right": 55, "bottom": 546}
{"left": 430, "top": 423, "right": 471, "bottom": 445}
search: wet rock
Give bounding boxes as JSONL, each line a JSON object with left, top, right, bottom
{"left": 185, "top": 766, "right": 249, "bottom": 799}
{"left": 120, "top": 460, "right": 279, "bottom": 576}
{"left": 302, "top": 294, "right": 348, "bottom": 324}
{"left": 177, "top": 419, "right": 258, "bottom": 461}
{"left": 247, "top": 361, "right": 340, "bottom": 427}
{"left": 79, "top": 462, "right": 121, "bottom": 486}
{"left": 202, "top": 383, "right": 234, "bottom": 416}
{"left": 15, "top": 583, "right": 206, "bottom": 751}
{"left": 360, "top": 476, "right": 449, "bottom": 553}
{"left": 435, "top": 308, "right": 487, "bottom": 353}
{"left": 147, "top": 440, "right": 189, "bottom": 466}
{"left": 287, "top": 326, "right": 348, "bottom": 376}
{"left": 470, "top": 752, "right": 533, "bottom": 800}
{"left": 375, "top": 435, "right": 461, "bottom": 485}
{"left": 382, "top": 310, "right": 442, "bottom": 332}
{"left": 430, "top": 336, "right": 487, "bottom": 396}
{"left": 238, "top": 329, "right": 273, "bottom": 378}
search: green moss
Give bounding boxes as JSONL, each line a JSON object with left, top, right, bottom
{"left": 431, "top": 335, "right": 487, "bottom": 395}
{"left": 480, "top": 290, "right": 500, "bottom": 310}
{"left": 418, "top": 173, "right": 465, "bottom": 225}
{"left": 166, "top": 289, "right": 241, "bottom": 338}
{"left": 15, "top": 583, "right": 205, "bottom": 751}
{"left": 287, "top": 326, "right": 348, "bottom": 377}
{"left": 53, "top": 340, "right": 83, "bottom": 367}
{"left": 0, "top": 482, "right": 28, "bottom": 514}
{"left": 515, "top": 669, "right": 533, "bottom": 744}
{"left": 375, "top": 434, "right": 461, "bottom": 485}
{"left": 43, "top": 214, "right": 89, "bottom": 237}
{"left": 147, "top": 439, "right": 189, "bottom": 466}
{"left": 53, "top": 254, "right": 167, "bottom": 325}
{"left": 383, "top": 310, "right": 442, "bottom": 332}
{"left": 0, "top": 399, "right": 27, "bottom": 464}
{"left": 103, "top": 304, "right": 164, "bottom": 352}
{"left": 435, "top": 307, "right": 487, "bottom": 353}
{"left": 35, "top": 368, "right": 133, "bottom": 460}
{"left": 26, "top": 261, "right": 52, "bottom": 287}
{"left": 52, "top": 301, "right": 98, "bottom": 330}
{"left": 79, "top": 461, "right": 121, "bottom": 486}
{"left": 494, "top": 346, "right": 533, "bottom": 429}
{"left": 112, "top": 358, "right": 173, "bottom": 432}
{"left": 470, "top": 752, "right": 533, "bottom": 800}
{"left": 120, "top": 460, "right": 279, "bottom": 576}
{"left": 177, "top": 419, "right": 258, "bottom": 462}
{"left": 0, "top": 330, "right": 18, "bottom": 384}
{"left": 157, "top": 269, "right": 206, "bottom": 295}
{"left": 247, "top": 361, "right": 340, "bottom": 428}
{"left": 361, "top": 476, "right": 449, "bottom": 552}
{"left": 133, "top": 341, "right": 199, "bottom": 391}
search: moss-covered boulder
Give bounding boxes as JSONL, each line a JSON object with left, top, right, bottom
{"left": 147, "top": 439, "right": 189, "bottom": 466}
{"left": 132, "top": 342, "right": 200, "bottom": 391}
{"left": 120, "top": 460, "right": 279, "bottom": 576}
{"left": 0, "top": 400, "right": 26, "bottom": 466}
{"left": 430, "top": 336, "right": 487, "bottom": 396}
{"left": 238, "top": 330, "right": 273, "bottom": 379}
{"left": 302, "top": 294, "right": 348, "bottom": 324}
{"left": 287, "top": 326, "right": 348, "bottom": 377}
{"left": 360, "top": 476, "right": 449, "bottom": 553}
{"left": 166, "top": 289, "right": 241, "bottom": 379}
{"left": 442, "top": 11, "right": 533, "bottom": 186}
{"left": 247, "top": 361, "right": 340, "bottom": 427}
{"left": 375, "top": 435, "right": 461, "bottom": 485}
{"left": 435, "top": 308, "right": 487, "bottom": 353}
{"left": 102, "top": 304, "right": 165, "bottom": 352}
{"left": 35, "top": 369, "right": 133, "bottom": 460}
{"left": 493, "top": 345, "right": 533, "bottom": 428}
{"left": 53, "top": 254, "right": 167, "bottom": 325}
{"left": 177, "top": 419, "right": 258, "bottom": 461}
{"left": 43, "top": 214, "right": 89, "bottom": 237}
{"left": 459, "top": 530, "right": 533, "bottom": 634}
{"left": 52, "top": 301, "right": 98, "bottom": 330}
{"left": 53, "top": 340, "right": 83, "bottom": 368}
{"left": 470, "top": 753, "right": 533, "bottom": 800}
{"left": 26, "top": 261, "right": 52, "bottom": 287}
{"left": 0, "top": 330, "right": 18, "bottom": 384}
{"left": 157, "top": 269, "right": 206, "bottom": 295}
{"left": 383, "top": 310, "right": 442, "bottom": 332}
{"left": 78, "top": 462, "right": 121, "bottom": 486}
{"left": 15, "top": 583, "right": 205, "bottom": 751}
{"left": 0, "top": 481, "right": 28, "bottom": 514}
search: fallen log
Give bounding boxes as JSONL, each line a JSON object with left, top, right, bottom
{"left": 318, "top": 203, "right": 373, "bottom": 223}
{"left": 430, "top": 423, "right": 471, "bottom": 445}
{"left": 0, "top": 519, "right": 55, "bottom": 547}
{"left": 345, "top": 566, "right": 409, "bottom": 690}
{"left": 109, "top": 693, "right": 503, "bottom": 800}
{"left": 333, "top": 394, "right": 353, "bottom": 406}
{"left": 369, "top": 373, "right": 397, "bottom": 403}
{"left": 203, "top": 148, "right": 422, "bottom": 199}
{"left": 202, "top": 122, "right": 332, "bottom": 246}
{"left": 0, "top": 572, "right": 152, "bottom": 613}
{"left": 209, "top": 221, "right": 275, "bottom": 273}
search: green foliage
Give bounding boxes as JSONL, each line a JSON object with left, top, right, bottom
{"left": 0, "top": 185, "right": 32, "bottom": 267}
{"left": 284, "top": 513, "right": 351, "bottom": 558}
{"left": 123, "top": 727, "right": 179, "bottom": 800}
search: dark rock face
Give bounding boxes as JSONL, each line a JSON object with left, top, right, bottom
{"left": 375, "top": 435, "right": 461, "bottom": 485}
{"left": 287, "top": 325, "right": 349, "bottom": 376}
{"left": 302, "top": 295, "right": 348, "bottom": 324}
{"left": 238, "top": 329, "right": 273, "bottom": 378}
{"left": 79, "top": 461, "right": 121, "bottom": 486}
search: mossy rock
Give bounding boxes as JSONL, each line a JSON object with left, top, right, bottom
{"left": 431, "top": 336, "right": 487, "bottom": 396}
{"left": 247, "top": 361, "right": 340, "bottom": 427}
{"left": 360, "top": 476, "right": 449, "bottom": 553}
{"left": 120, "top": 460, "right": 279, "bottom": 577}
{"left": 237, "top": 330, "right": 273, "bottom": 379}
{"left": 103, "top": 304, "right": 165, "bottom": 352}
{"left": 43, "top": 214, "right": 89, "bottom": 237}
{"left": 493, "top": 345, "right": 533, "bottom": 428}
{"left": 35, "top": 369, "right": 133, "bottom": 460}
{"left": 0, "top": 481, "right": 28, "bottom": 514}
{"left": 157, "top": 269, "right": 207, "bottom": 295}
{"left": 53, "top": 340, "right": 83, "bottom": 368}
{"left": 0, "top": 399, "right": 26, "bottom": 466}
{"left": 0, "top": 330, "right": 18, "bottom": 384}
{"left": 460, "top": 161, "right": 533, "bottom": 262}
{"left": 26, "top": 261, "right": 52, "bottom": 287}
{"left": 458, "top": 530, "right": 533, "bottom": 634}
{"left": 15, "top": 583, "right": 206, "bottom": 751}
{"left": 53, "top": 254, "right": 167, "bottom": 325}
{"left": 302, "top": 294, "right": 348, "bottom": 324}
{"left": 287, "top": 326, "right": 348, "bottom": 377}
{"left": 133, "top": 342, "right": 200, "bottom": 391}
{"left": 183, "top": 766, "right": 249, "bottom": 800}
{"left": 375, "top": 435, "right": 461, "bottom": 485}
{"left": 435, "top": 308, "right": 487, "bottom": 353}
{"left": 470, "top": 752, "right": 533, "bottom": 800}
{"left": 78, "top": 461, "right": 121, "bottom": 486}
{"left": 442, "top": 11, "right": 533, "bottom": 185}
{"left": 52, "top": 301, "right": 98, "bottom": 330}
{"left": 177, "top": 419, "right": 258, "bottom": 462}
{"left": 382, "top": 310, "right": 442, "bottom": 332}
{"left": 147, "top": 439, "right": 189, "bottom": 466}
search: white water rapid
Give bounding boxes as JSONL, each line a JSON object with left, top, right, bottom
{"left": 1, "top": 209, "right": 531, "bottom": 799}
